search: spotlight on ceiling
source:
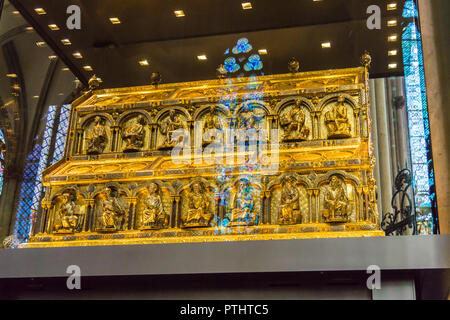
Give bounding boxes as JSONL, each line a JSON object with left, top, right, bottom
{"left": 197, "top": 55, "right": 207, "bottom": 61}
{"left": 388, "top": 50, "right": 398, "bottom": 56}
{"left": 388, "top": 63, "right": 398, "bottom": 69}
{"left": 258, "top": 49, "right": 268, "bottom": 55}
{"left": 49, "top": 55, "right": 58, "bottom": 60}
{"left": 388, "top": 34, "right": 398, "bottom": 42}
{"left": 48, "top": 24, "right": 60, "bottom": 31}
{"left": 174, "top": 10, "right": 185, "bottom": 17}
{"left": 73, "top": 52, "right": 83, "bottom": 59}
{"left": 6, "top": 74, "right": 17, "bottom": 78}
{"left": 61, "top": 39, "right": 72, "bottom": 45}
{"left": 321, "top": 42, "right": 331, "bottom": 48}
{"left": 83, "top": 66, "right": 93, "bottom": 71}
{"left": 36, "top": 41, "right": 46, "bottom": 47}
{"left": 387, "top": 19, "right": 397, "bottom": 27}
{"left": 34, "top": 8, "right": 46, "bottom": 15}
{"left": 139, "top": 60, "right": 149, "bottom": 66}
{"left": 387, "top": 3, "right": 397, "bottom": 11}
{"left": 109, "top": 17, "right": 121, "bottom": 24}
{"left": 242, "top": 2, "right": 253, "bottom": 10}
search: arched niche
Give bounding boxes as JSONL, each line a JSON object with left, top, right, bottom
{"left": 318, "top": 94, "right": 358, "bottom": 140}
{"left": 155, "top": 107, "right": 190, "bottom": 149}
{"left": 179, "top": 179, "right": 217, "bottom": 228}
{"left": 80, "top": 114, "right": 113, "bottom": 154}
{"left": 317, "top": 172, "right": 359, "bottom": 223}
{"left": 134, "top": 181, "right": 171, "bottom": 230}
{"left": 268, "top": 174, "right": 311, "bottom": 225}
{"left": 276, "top": 98, "right": 314, "bottom": 142}
{"left": 117, "top": 110, "right": 152, "bottom": 152}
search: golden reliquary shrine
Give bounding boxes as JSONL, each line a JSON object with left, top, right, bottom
{"left": 27, "top": 59, "right": 385, "bottom": 247}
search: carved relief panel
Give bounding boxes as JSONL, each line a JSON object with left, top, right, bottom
{"left": 93, "top": 186, "right": 129, "bottom": 232}
{"left": 118, "top": 112, "right": 151, "bottom": 152}
{"left": 82, "top": 115, "right": 112, "bottom": 154}
{"left": 278, "top": 100, "right": 312, "bottom": 142}
{"left": 269, "top": 176, "right": 309, "bottom": 225}
{"left": 320, "top": 96, "right": 355, "bottom": 139}
{"left": 319, "top": 174, "right": 357, "bottom": 223}
{"left": 224, "top": 178, "right": 262, "bottom": 227}
{"left": 180, "top": 180, "right": 215, "bottom": 228}
{"left": 156, "top": 109, "right": 189, "bottom": 149}
{"left": 135, "top": 182, "right": 171, "bottom": 230}
{"left": 51, "top": 189, "right": 87, "bottom": 234}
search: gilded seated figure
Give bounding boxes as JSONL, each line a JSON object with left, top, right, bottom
{"left": 97, "top": 187, "right": 127, "bottom": 232}
{"left": 278, "top": 177, "right": 301, "bottom": 225}
{"left": 203, "top": 106, "right": 221, "bottom": 145}
{"left": 159, "top": 110, "right": 187, "bottom": 149}
{"left": 229, "top": 180, "right": 259, "bottom": 226}
{"left": 54, "top": 193, "right": 79, "bottom": 233}
{"left": 140, "top": 183, "right": 168, "bottom": 230}
{"left": 322, "top": 175, "right": 350, "bottom": 223}
{"left": 324, "top": 96, "right": 352, "bottom": 139}
{"left": 86, "top": 116, "right": 108, "bottom": 154}
{"left": 122, "top": 115, "right": 146, "bottom": 152}
{"left": 280, "top": 101, "right": 310, "bottom": 141}
{"left": 182, "top": 182, "right": 213, "bottom": 228}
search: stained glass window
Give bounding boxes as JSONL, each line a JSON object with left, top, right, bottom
{"left": 402, "top": 0, "right": 438, "bottom": 234}
{"left": 13, "top": 104, "right": 71, "bottom": 242}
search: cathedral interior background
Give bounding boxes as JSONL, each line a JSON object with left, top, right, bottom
{"left": 0, "top": 0, "right": 448, "bottom": 299}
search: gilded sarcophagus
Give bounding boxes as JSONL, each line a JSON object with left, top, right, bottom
{"left": 28, "top": 61, "right": 384, "bottom": 247}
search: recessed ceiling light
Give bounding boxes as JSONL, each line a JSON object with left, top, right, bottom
{"left": 6, "top": 73, "right": 17, "bottom": 78}
{"left": 242, "top": 2, "right": 252, "bottom": 10}
{"left": 387, "top": 19, "right": 397, "bottom": 27}
{"left": 388, "top": 63, "right": 398, "bottom": 69}
{"left": 12, "top": 10, "right": 20, "bottom": 15}
{"left": 73, "top": 52, "right": 83, "bottom": 59}
{"left": 48, "top": 24, "right": 60, "bottom": 31}
{"left": 321, "top": 42, "right": 331, "bottom": 48}
{"left": 139, "top": 60, "right": 149, "bottom": 66}
{"left": 49, "top": 55, "right": 57, "bottom": 60}
{"left": 258, "top": 49, "right": 268, "bottom": 55}
{"left": 388, "top": 50, "right": 398, "bottom": 56}
{"left": 34, "top": 8, "right": 46, "bottom": 15}
{"left": 62, "top": 67, "right": 70, "bottom": 71}
{"left": 387, "top": 3, "right": 397, "bottom": 11}
{"left": 58, "top": 93, "right": 64, "bottom": 96}
{"left": 197, "top": 55, "right": 207, "bottom": 61}
{"left": 174, "top": 10, "right": 185, "bottom": 17}
{"left": 83, "top": 66, "right": 93, "bottom": 71}
{"left": 109, "top": 17, "right": 121, "bottom": 24}
{"left": 36, "top": 41, "right": 46, "bottom": 47}
{"left": 33, "top": 95, "right": 39, "bottom": 99}
{"left": 61, "top": 39, "right": 71, "bottom": 45}
{"left": 388, "top": 34, "right": 398, "bottom": 42}
{"left": 25, "top": 26, "right": 34, "bottom": 31}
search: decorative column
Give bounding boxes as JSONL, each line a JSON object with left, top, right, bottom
{"left": 76, "top": 128, "right": 84, "bottom": 154}
{"left": 369, "top": 80, "right": 382, "bottom": 220}
{"left": 374, "top": 78, "right": 394, "bottom": 217}
{"left": 353, "top": 108, "right": 361, "bottom": 137}
{"left": 307, "top": 189, "right": 314, "bottom": 223}
{"left": 313, "top": 189, "right": 320, "bottom": 223}
{"left": 39, "top": 200, "right": 52, "bottom": 234}
{"left": 127, "top": 197, "right": 137, "bottom": 230}
{"left": 264, "top": 190, "right": 271, "bottom": 224}
{"left": 172, "top": 196, "right": 181, "bottom": 228}
{"left": 85, "top": 199, "right": 95, "bottom": 232}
